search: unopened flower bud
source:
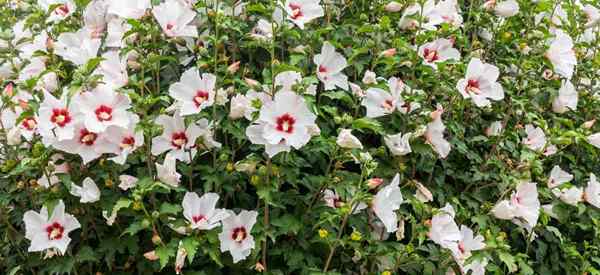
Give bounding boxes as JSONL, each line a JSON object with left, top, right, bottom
{"left": 384, "top": 1, "right": 402, "bottom": 12}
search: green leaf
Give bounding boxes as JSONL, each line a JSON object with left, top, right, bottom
{"left": 182, "top": 237, "right": 200, "bottom": 264}
{"left": 352, "top": 118, "right": 383, "bottom": 134}
{"left": 159, "top": 202, "right": 182, "bottom": 215}
{"left": 156, "top": 245, "right": 176, "bottom": 270}
{"left": 498, "top": 251, "right": 518, "bottom": 273}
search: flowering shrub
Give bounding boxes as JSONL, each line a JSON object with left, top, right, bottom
{"left": 2, "top": 0, "right": 600, "bottom": 274}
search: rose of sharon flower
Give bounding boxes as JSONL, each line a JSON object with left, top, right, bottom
{"left": 105, "top": 114, "right": 144, "bottom": 165}
{"left": 553, "top": 186, "right": 583, "bottom": 206}
{"left": 493, "top": 0, "right": 519, "bottom": 18}
{"left": 118, "top": 175, "right": 138, "bottom": 191}
{"left": 151, "top": 111, "right": 205, "bottom": 163}
{"left": 152, "top": 0, "right": 198, "bottom": 38}
{"left": 584, "top": 174, "right": 600, "bottom": 208}
{"left": 283, "top": 0, "right": 324, "bottom": 29}
{"left": 23, "top": 200, "right": 81, "bottom": 254}
{"left": 418, "top": 38, "right": 460, "bottom": 68}
{"left": 175, "top": 241, "right": 187, "bottom": 274}
{"left": 76, "top": 86, "right": 132, "bottom": 133}
{"left": 428, "top": 203, "right": 461, "bottom": 249}
{"left": 218, "top": 210, "right": 258, "bottom": 263}
{"left": 169, "top": 68, "right": 216, "bottom": 115}
{"left": 54, "top": 28, "right": 101, "bottom": 66}
{"left": 456, "top": 58, "right": 504, "bottom": 107}
{"left": 322, "top": 189, "right": 367, "bottom": 213}
{"left": 361, "top": 77, "right": 417, "bottom": 118}
{"left": 70, "top": 177, "right": 101, "bottom": 203}
{"left": 492, "top": 182, "right": 540, "bottom": 230}
{"left": 552, "top": 80, "right": 577, "bottom": 113}
{"left": 372, "top": 174, "right": 404, "bottom": 233}
{"left": 450, "top": 225, "right": 485, "bottom": 262}
{"left": 336, "top": 129, "right": 362, "bottom": 149}
{"left": 38, "top": 0, "right": 76, "bottom": 23}
{"left": 182, "top": 192, "right": 230, "bottom": 230}
{"left": 94, "top": 51, "right": 129, "bottom": 89}
{"left": 314, "top": 42, "right": 349, "bottom": 91}
{"left": 245, "top": 90, "right": 317, "bottom": 157}
{"left": 547, "top": 165, "right": 573, "bottom": 189}
{"left": 37, "top": 90, "right": 80, "bottom": 143}
{"left": 156, "top": 154, "right": 181, "bottom": 187}
{"left": 384, "top": 132, "right": 412, "bottom": 156}
{"left": 274, "top": 71, "right": 302, "bottom": 92}
{"left": 52, "top": 123, "right": 118, "bottom": 164}
{"left": 107, "top": 0, "right": 151, "bottom": 20}
{"left": 583, "top": 4, "right": 600, "bottom": 28}
{"left": 522, "top": 124, "right": 546, "bottom": 152}
{"left": 425, "top": 106, "right": 451, "bottom": 158}
{"left": 546, "top": 30, "right": 577, "bottom": 79}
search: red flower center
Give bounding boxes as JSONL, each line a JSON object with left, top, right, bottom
{"left": 192, "top": 215, "right": 206, "bottom": 224}
{"left": 193, "top": 90, "right": 209, "bottom": 107}
{"left": 120, "top": 136, "right": 135, "bottom": 149}
{"left": 55, "top": 4, "right": 69, "bottom": 16}
{"left": 276, "top": 113, "right": 296, "bottom": 133}
{"left": 382, "top": 99, "right": 395, "bottom": 112}
{"left": 466, "top": 79, "right": 481, "bottom": 94}
{"left": 318, "top": 65, "right": 327, "bottom": 73}
{"left": 79, "top": 129, "right": 98, "bottom": 146}
{"left": 46, "top": 222, "right": 65, "bottom": 240}
{"left": 231, "top": 227, "right": 247, "bottom": 243}
{"left": 166, "top": 23, "right": 174, "bottom": 31}
{"left": 171, "top": 132, "right": 188, "bottom": 149}
{"left": 289, "top": 3, "right": 303, "bottom": 19}
{"left": 21, "top": 117, "right": 37, "bottom": 130}
{"left": 423, "top": 48, "right": 439, "bottom": 62}
{"left": 95, "top": 105, "right": 113, "bottom": 122}
{"left": 51, "top": 108, "right": 72, "bottom": 127}
{"left": 458, "top": 242, "right": 466, "bottom": 254}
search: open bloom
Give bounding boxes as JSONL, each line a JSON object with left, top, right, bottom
{"left": 182, "top": 192, "right": 230, "bottom": 230}
{"left": 218, "top": 210, "right": 258, "bottom": 263}
{"left": 425, "top": 106, "right": 451, "bottom": 158}
{"left": 457, "top": 58, "right": 504, "bottom": 107}
{"left": 118, "top": 175, "right": 138, "bottom": 190}
{"left": 548, "top": 165, "right": 573, "bottom": 189}
{"left": 418, "top": 38, "right": 460, "bottom": 68}
{"left": 314, "top": 42, "right": 349, "bottom": 91}
{"left": 361, "top": 77, "right": 417, "bottom": 118}
{"left": 54, "top": 28, "right": 101, "bottom": 66}
{"left": 522, "top": 124, "right": 546, "bottom": 152}
{"left": 106, "top": 18, "right": 133, "bottom": 48}
{"left": 384, "top": 132, "right": 412, "bottom": 156}
{"left": 546, "top": 30, "right": 577, "bottom": 79}
{"left": 52, "top": 123, "right": 118, "bottom": 164}
{"left": 245, "top": 90, "right": 317, "bottom": 157}
{"left": 428, "top": 203, "right": 460, "bottom": 249}
{"left": 372, "top": 174, "right": 404, "bottom": 233}
{"left": 584, "top": 174, "right": 600, "bottom": 208}
{"left": 94, "top": 51, "right": 129, "bottom": 89}
{"left": 38, "top": 91, "right": 79, "bottom": 142}
{"left": 450, "top": 225, "right": 486, "bottom": 262}
{"left": 336, "top": 129, "right": 362, "bottom": 149}
{"left": 76, "top": 86, "right": 132, "bottom": 133}
{"left": 553, "top": 186, "right": 583, "bottom": 206}
{"left": 105, "top": 114, "right": 144, "bottom": 165}
{"left": 152, "top": 0, "right": 198, "bottom": 38}
{"left": 552, "top": 80, "right": 577, "bottom": 113}
{"left": 23, "top": 200, "right": 81, "bottom": 254}
{"left": 151, "top": 111, "right": 204, "bottom": 163}
{"left": 70, "top": 177, "right": 101, "bottom": 203}
{"left": 283, "top": 0, "right": 324, "bottom": 29}
{"left": 492, "top": 182, "right": 540, "bottom": 229}
{"left": 107, "top": 0, "right": 151, "bottom": 19}
{"left": 169, "top": 68, "right": 216, "bottom": 115}
{"left": 274, "top": 71, "right": 302, "bottom": 93}
{"left": 38, "top": 0, "right": 76, "bottom": 23}
{"left": 156, "top": 154, "right": 181, "bottom": 187}
{"left": 492, "top": 0, "right": 519, "bottom": 18}
{"left": 583, "top": 4, "right": 600, "bottom": 28}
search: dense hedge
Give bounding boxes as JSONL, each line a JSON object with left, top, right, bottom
{"left": 1, "top": 0, "right": 600, "bottom": 274}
